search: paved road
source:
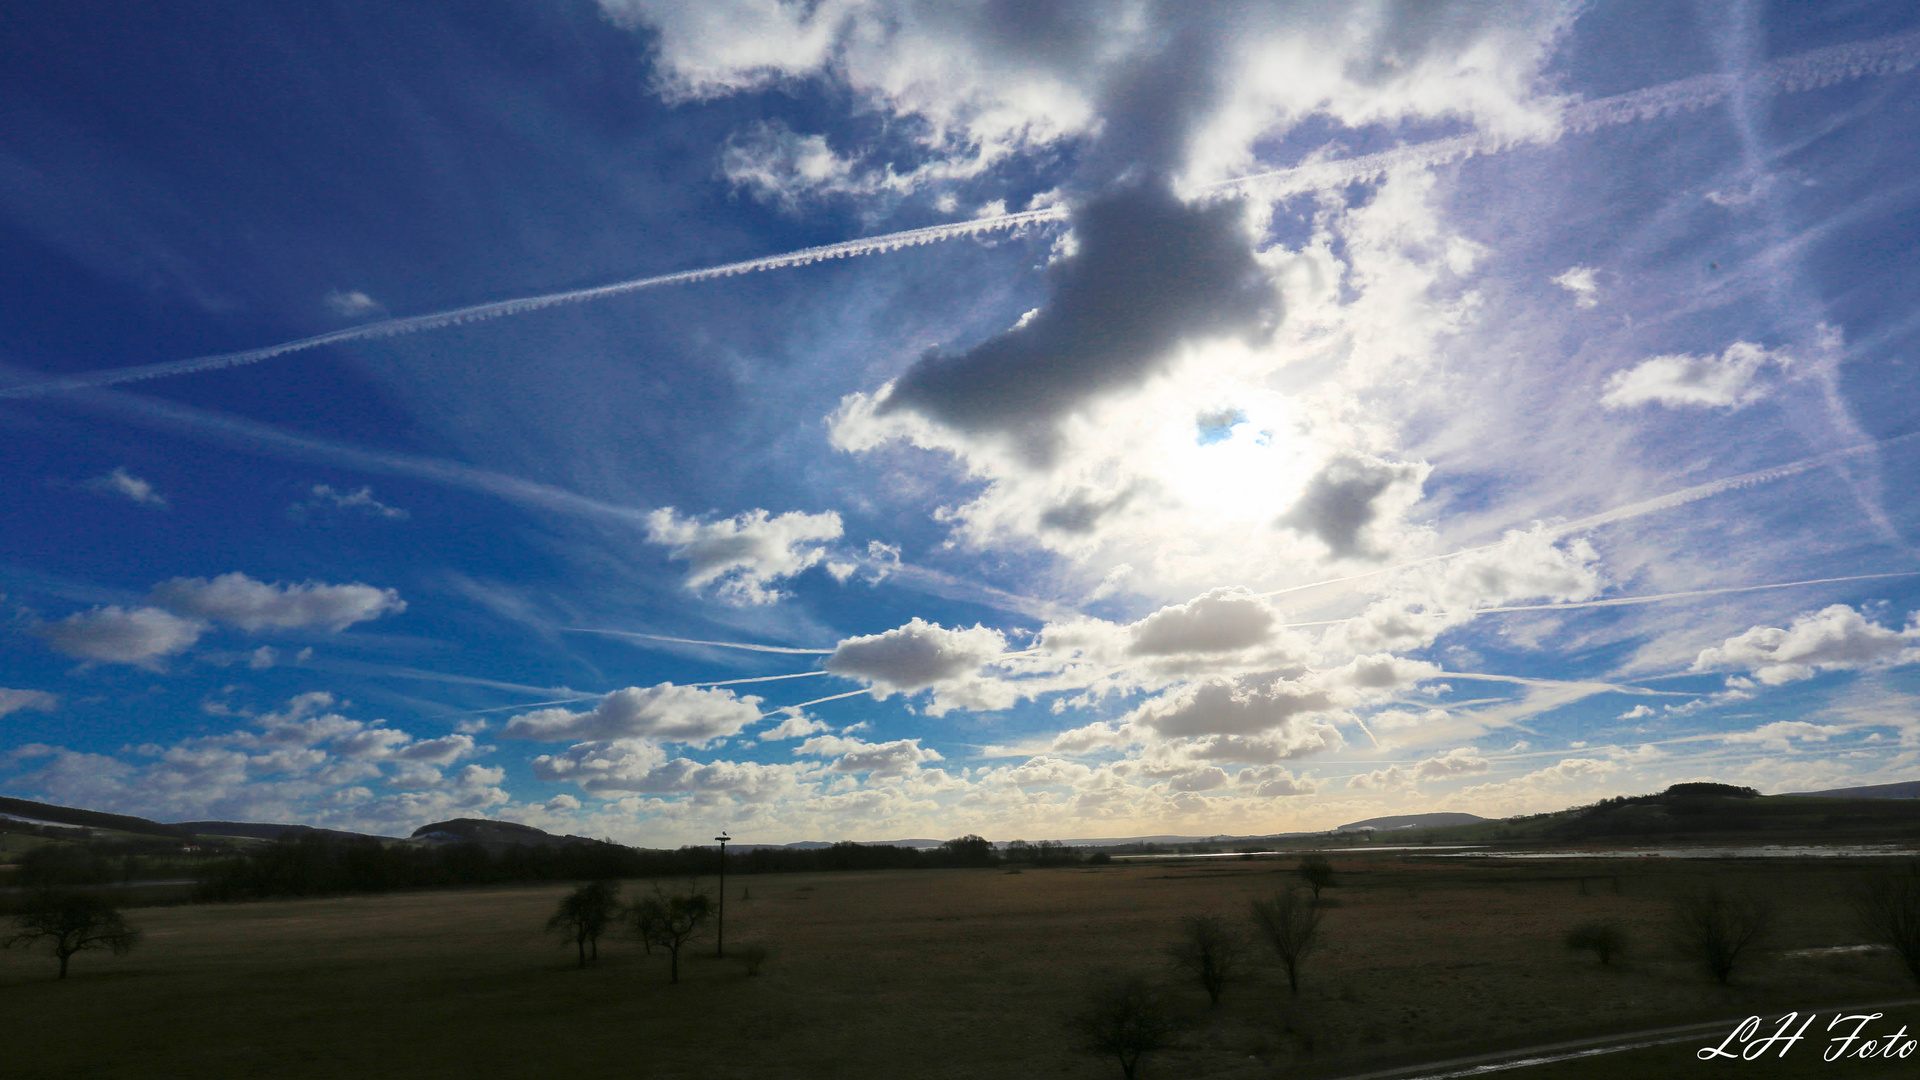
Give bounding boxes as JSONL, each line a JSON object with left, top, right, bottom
{"left": 1328, "top": 997, "right": 1920, "bottom": 1080}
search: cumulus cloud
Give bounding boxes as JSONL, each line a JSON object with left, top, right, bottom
{"left": 1347, "top": 764, "right": 1414, "bottom": 791}
{"left": 1127, "top": 587, "right": 1277, "bottom": 656}
{"left": 607, "top": 2, "right": 1571, "bottom": 196}
{"left": 35, "top": 606, "right": 204, "bottom": 665}
{"left": 1600, "top": 341, "right": 1788, "bottom": 410}
{"left": 1235, "top": 764, "right": 1318, "bottom": 797}
{"left": 1723, "top": 721, "right": 1847, "bottom": 751}
{"left": 150, "top": 572, "right": 405, "bottom": 632}
{"left": 1692, "top": 604, "right": 1917, "bottom": 685}
{"left": 825, "top": 618, "right": 1016, "bottom": 714}
{"left": 85, "top": 466, "right": 168, "bottom": 508}
{"left": 1413, "top": 746, "right": 1490, "bottom": 779}
{"left": 797, "top": 734, "right": 943, "bottom": 777}
{"left": 504, "top": 684, "right": 762, "bottom": 746}
{"left": 1618, "top": 704, "right": 1655, "bottom": 720}
{"left": 1128, "top": 677, "right": 1340, "bottom": 744}
{"left": 0, "top": 688, "right": 58, "bottom": 719}
{"left": 1277, "top": 453, "right": 1429, "bottom": 559}
{"left": 290, "top": 484, "right": 409, "bottom": 521}
{"left": 532, "top": 739, "right": 806, "bottom": 800}
{"left": 646, "top": 507, "right": 843, "bottom": 604}
{"left": 1551, "top": 265, "right": 1598, "bottom": 307}
{"left": 757, "top": 712, "right": 831, "bottom": 741}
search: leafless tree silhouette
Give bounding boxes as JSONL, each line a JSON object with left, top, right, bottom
{"left": 1297, "top": 855, "right": 1334, "bottom": 901}
{"left": 1855, "top": 862, "right": 1920, "bottom": 987}
{"left": 3, "top": 890, "right": 140, "bottom": 979}
{"left": 1672, "top": 885, "right": 1770, "bottom": 984}
{"left": 1167, "top": 914, "right": 1242, "bottom": 1005}
{"left": 1250, "top": 887, "right": 1322, "bottom": 992}
{"left": 1564, "top": 921, "right": 1625, "bottom": 965}
{"left": 546, "top": 879, "right": 620, "bottom": 967}
{"left": 632, "top": 884, "right": 711, "bottom": 984}
{"left": 1070, "top": 972, "right": 1183, "bottom": 1080}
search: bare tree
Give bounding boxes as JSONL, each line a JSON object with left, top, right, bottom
{"left": 1070, "top": 972, "right": 1182, "bottom": 1080}
{"left": 1250, "top": 887, "right": 1322, "bottom": 992}
{"left": 1167, "top": 914, "right": 1242, "bottom": 1005}
{"left": 632, "top": 884, "right": 711, "bottom": 984}
{"left": 1564, "top": 920, "right": 1625, "bottom": 965}
{"left": 1297, "top": 855, "right": 1334, "bottom": 901}
{"left": 546, "top": 879, "right": 620, "bottom": 967}
{"left": 3, "top": 890, "right": 141, "bottom": 979}
{"left": 1855, "top": 862, "right": 1920, "bottom": 987}
{"left": 1672, "top": 885, "right": 1770, "bottom": 984}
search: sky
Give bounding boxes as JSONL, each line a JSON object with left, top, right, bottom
{"left": 3, "top": 2, "right": 1920, "bottom": 846}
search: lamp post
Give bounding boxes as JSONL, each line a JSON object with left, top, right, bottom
{"left": 715, "top": 833, "right": 731, "bottom": 958}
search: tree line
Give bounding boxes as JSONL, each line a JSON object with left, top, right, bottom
{"left": 186, "top": 831, "right": 1064, "bottom": 901}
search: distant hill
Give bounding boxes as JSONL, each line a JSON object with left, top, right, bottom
{"left": 1336, "top": 812, "right": 1488, "bottom": 832}
{"left": 1783, "top": 780, "right": 1920, "bottom": 800}
{"left": 173, "top": 821, "right": 395, "bottom": 843}
{"left": 409, "top": 817, "right": 598, "bottom": 850}
{"left": 0, "top": 795, "right": 187, "bottom": 839}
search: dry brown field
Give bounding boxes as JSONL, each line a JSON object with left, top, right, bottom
{"left": 6, "top": 852, "right": 1920, "bottom": 1079}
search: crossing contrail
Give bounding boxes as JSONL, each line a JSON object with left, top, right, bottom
{"left": 566, "top": 627, "right": 836, "bottom": 655}
{"left": 1262, "top": 428, "right": 1920, "bottom": 602}
{"left": 4, "top": 32, "right": 1916, "bottom": 401}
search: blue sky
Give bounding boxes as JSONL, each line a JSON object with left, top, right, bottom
{"left": 3, "top": 2, "right": 1919, "bottom": 845}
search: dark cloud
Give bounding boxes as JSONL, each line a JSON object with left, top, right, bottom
{"left": 879, "top": 183, "right": 1279, "bottom": 462}
{"left": 1277, "top": 454, "right": 1424, "bottom": 559}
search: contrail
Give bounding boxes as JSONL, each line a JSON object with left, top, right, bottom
{"left": 1262, "top": 428, "right": 1920, "bottom": 601}
{"left": 1276, "top": 571, "right": 1919, "bottom": 631}
{"left": 784, "top": 688, "right": 871, "bottom": 709}
{"left": 6, "top": 31, "right": 1917, "bottom": 400}
{"left": 566, "top": 627, "right": 836, "bottom": 655}
{"left": 1470, "top": 571, "right": 1920, "bottom": 615}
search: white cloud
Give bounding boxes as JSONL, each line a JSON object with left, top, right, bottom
{"left": 797, "top": 734, "right": 943, "bottom": 778}
{"left": 1551, "top": 265, "right": 1598, "bottom": 308}
{"left": 1234, "top": 764, "right": 1318, "bottom": 797}
{"left": 291, "top": 484, "right": 409, "bottom": 521}
{"left": 1618, "top": 704, "right": 1655, "bottom": 720}
{"left": 324, "top": 289, "right": 384, "bottom": 318}
{"left": 150, "top": 572, "right": 406, "bottom": 632}
{"left": 85, "top": 466, "right": 168, "bottom": 508}
{"left": 1600, "top": 341, "right": 1788, "bottom": 410}
{"left": 825, "top": 618, "right": 1016, "bottom": 715}
{"left": 503, "top": 683, "right": 762, "bottom": 746}
{"left": 646, "top": 507, "right": 843, "bottom": 604}
{"left": 1692, "top": 604, "right": 1917, "bottom": 685}
{"left": 1348, "top": 764, "right": 1414, "bottom": 791}
{"left": 1413, "top": 746, "right": 1489, "bottom": 779}
{"left": 1723, "top": 721, "right": 1847, "bottom": 751}
{"left": 757, "top": 712, "right": 831, "bottom": 741}
{"left": 0, "top": 688, "right": 58, "bottom": 719}
{"left": 606, "top": 2, "right": 1572, "bottom": 200}
{"left": 1127, "top": 587, "right": 1277, "bottom": 655}
{"left": 35, "top": 606, "right": 204, "bottom": 665}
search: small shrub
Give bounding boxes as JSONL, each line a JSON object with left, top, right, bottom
{"left": 1672, "top": 885, "right": 1770, "bottom": 984}
{"left": 1089, "top": 852, "right": 1113, "bottom": 866}
{"left": 1070, "top": 971, "right": 1184, "bottom": 1080}
{"left": 1564, "top": 920, "right": 1624, "bottom": 965}
{"left": 740, "top": 942, "right": 770, "bottom": 976}
{"left": 1855, "top": 862, "right": 1920, "bottom": 987}
{"left": 1298, "top": 855, "right": 1334, "bottom": 900}
{"left": 1167, "top": 914, "right": 1242, "bottom": 1005}
{"left": 1250, "top": 887, "right": 1323, "bottom": 992}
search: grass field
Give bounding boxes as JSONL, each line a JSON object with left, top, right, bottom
{"left": 6, "top": 853, "right": 1920, "bottom": 1078}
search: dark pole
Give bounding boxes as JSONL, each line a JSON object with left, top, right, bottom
{"left": 715, "top": 833, "right": 730, "bottom": 958}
